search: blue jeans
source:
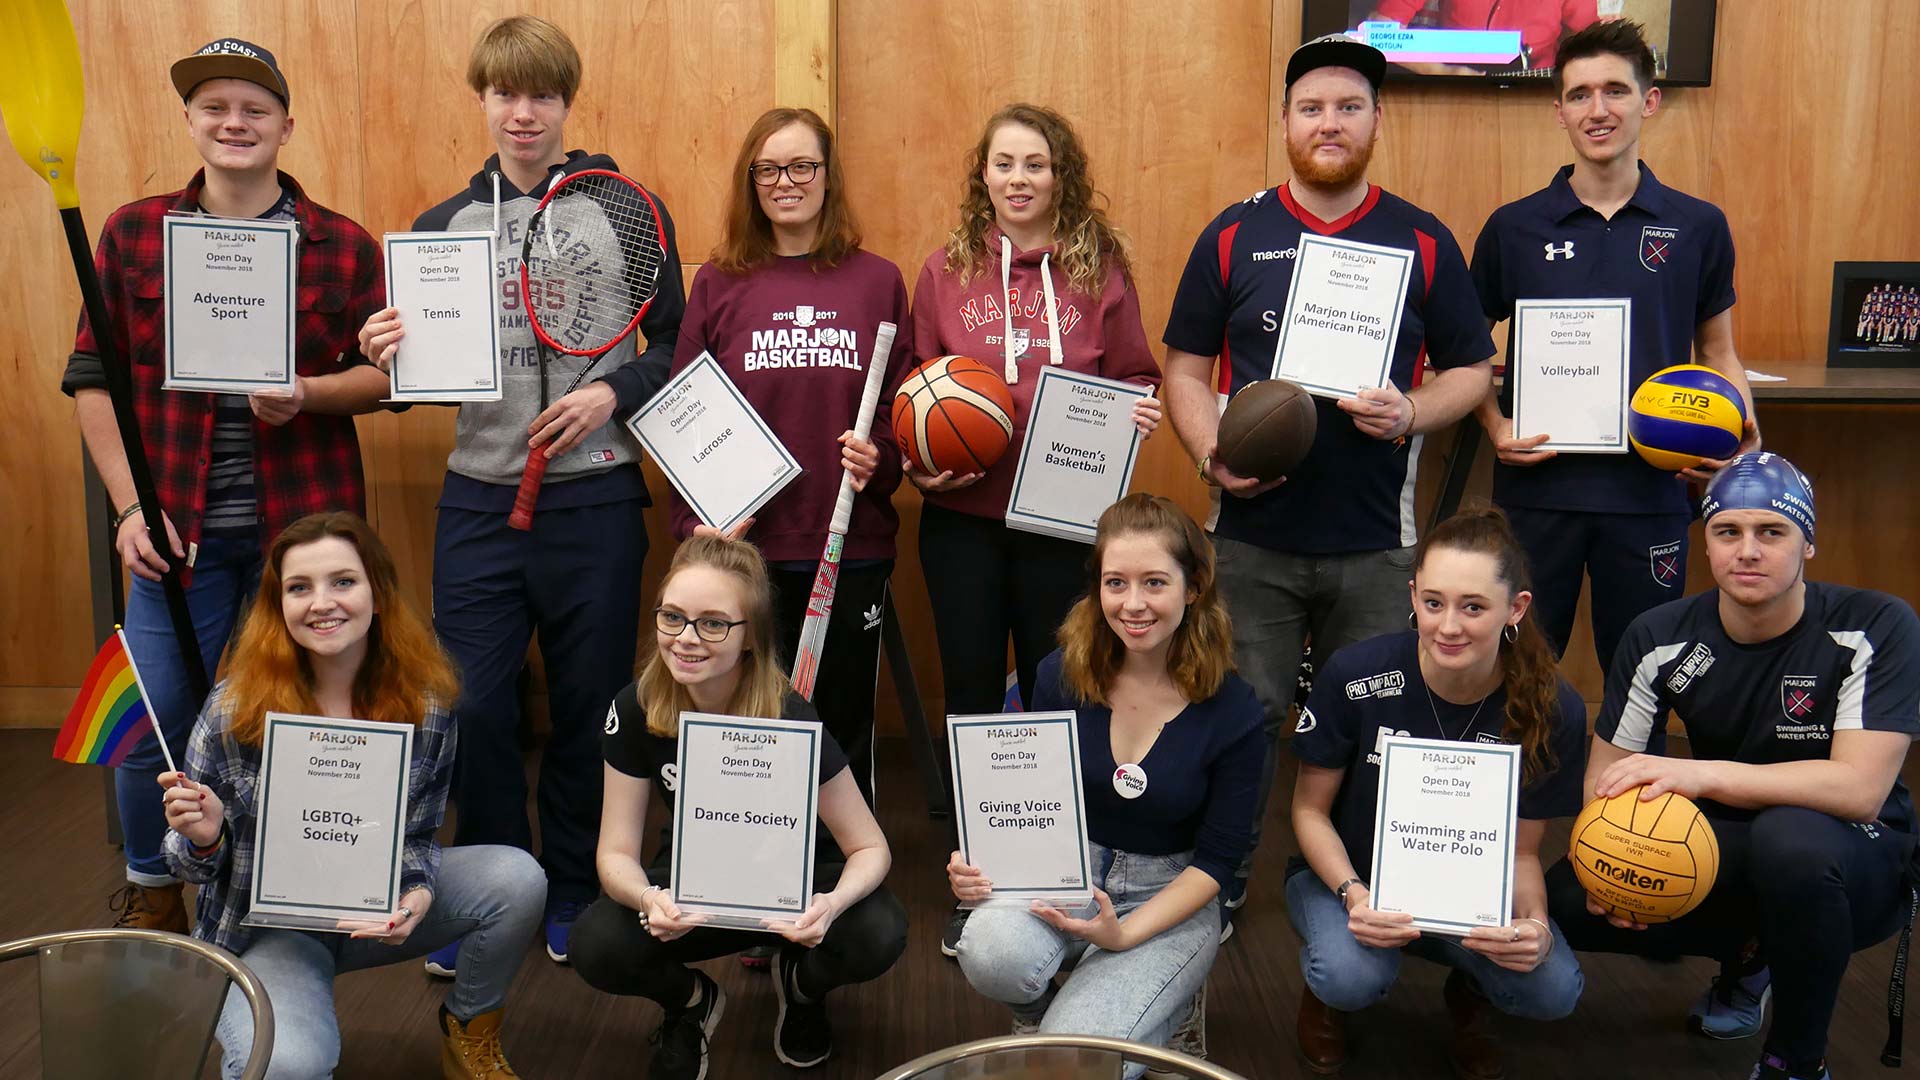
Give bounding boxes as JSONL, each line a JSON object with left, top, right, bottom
{"left": 214, "top": 845, "right": 546, "bottom": 1079}
{"left": 957, "top": 845, "right": 1219, "bottom": 1080}
{"left": 121, "top": 535, "right": 262, "bottom": 885}
{"left": 1213, "top": 536, "right": 1416, "bottom": 903}
{"left": 1285, "top": 868, "right": 1583, "bottom": 1020}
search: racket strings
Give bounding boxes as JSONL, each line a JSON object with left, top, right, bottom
{"left": 527, "top": 176, "right": 665, "bottom": 353}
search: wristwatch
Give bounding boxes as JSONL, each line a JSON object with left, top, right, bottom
{"left": 1335, "top": 877, "right": 1363, "bottom": 905}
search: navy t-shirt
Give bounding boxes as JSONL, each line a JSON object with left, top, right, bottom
{"left": 1288, "top": 631, "right": 1590, "bottom": 882}
{"left": 1029, "top": 650, "right": 1265, "bottom": 890}
{"left": 1598, "top": 582, "right": 1920, "bottom": 831}
{"left": 1472, "top": 164, "right": 1737, "bottom": 515}
{"left": 1164, "top": 184, "right": 1495, "bottom": 555}
{"left": 602, "top": 685, "right": 851, "bottom": 865}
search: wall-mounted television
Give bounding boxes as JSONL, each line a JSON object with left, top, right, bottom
{"left": 1300, "top": 1, "right": 1718, "bottom": 88}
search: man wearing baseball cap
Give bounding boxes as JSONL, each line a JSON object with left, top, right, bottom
{"left": 59, "top": 36, "right": 388, "bottom": 937}
{"left": 1550, "top": 452, "right": 1920, "bottom": 1080}
{"left": 1161, "top": 32, "right": 1494, "bottom": 974}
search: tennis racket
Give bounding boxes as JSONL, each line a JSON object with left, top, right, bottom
{"left": 790, "top": 320, "right": 897, "bottom": 700}
{"left": 509, "top": 168, "right": 667, "bottom": 530}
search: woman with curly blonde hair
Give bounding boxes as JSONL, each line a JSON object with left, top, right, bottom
{"left": 944, "top": 495, "right": 1263, "bottom": 1072}
{"left": 912, "top": 107, "right": 1165, "bottom": 956}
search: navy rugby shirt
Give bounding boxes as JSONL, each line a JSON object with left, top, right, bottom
{"left": 1597, "top": 582, "right": 1920, "bottom": 830}
{"left": 1164, "top": 184, "right": 1493, "bottom": 555}
{"left": 1289, "top": 631, "right": 1589, "bottom": 883}
{"left": 1472, "top": 164, "right": 1737, "bottom": 515}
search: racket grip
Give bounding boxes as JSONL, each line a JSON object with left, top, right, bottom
{"left": 508, "top": 447, "right": 551, "bottom": 530}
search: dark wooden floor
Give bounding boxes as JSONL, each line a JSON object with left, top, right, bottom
{"left": 1, "top": 731, "right": 1913, "bottom": 1079}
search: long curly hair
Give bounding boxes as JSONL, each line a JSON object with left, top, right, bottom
{"left": 1058, "top": 494, "right": 1234, "bottom": 706}
{"left": 1414, "top": 507, "right": 1563, "bottom": 786}
{"left": 941, "top": 103, "right": 1132, "bottom": 298}
{"left": 222, "top": 513, "right": 457, "bottom": 746}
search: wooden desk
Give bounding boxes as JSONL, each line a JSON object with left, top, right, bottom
{"left": 1744, "top": 361, "right": 1920, "bottom": 404}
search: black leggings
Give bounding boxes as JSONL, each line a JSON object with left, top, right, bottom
{"left": 1547, "top": 805, "right": 1915, "bottom": 1067}
{"left": 917, "top": 502, "right": 1089, "bottom": 717}
{"left": 570, "top": 865, "right": 908, "bottom": 1008}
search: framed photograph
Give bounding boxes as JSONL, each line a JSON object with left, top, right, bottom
{"left": 1828, "top": 262, "right": 1920, "bottom": 368}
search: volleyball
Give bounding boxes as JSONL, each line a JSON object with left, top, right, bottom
{"left": 1569, "top": 787, "right": 1719, "bottom": 923}
{"left": 891, "top": 355, "right": 1016, "bottom": 476}
{"left": 1627, "top": 364, "right": 1747, "bottom": 471}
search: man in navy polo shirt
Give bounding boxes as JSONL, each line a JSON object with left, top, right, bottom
{"left": 1546, "top": 453, "right": 1920, "bottom": 1080}
{"left": 1163, "top": 33, "right": 1495, "bottom": 926}
{"left": 1469, "top": 19, "right": 1758, "bottom": 685}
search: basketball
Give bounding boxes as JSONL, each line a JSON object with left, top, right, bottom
{"left": 891, "top": 355, "right": 1016, "bottom": 476}
{"left": 1628, "top": 364, "right": 1747, "bottom": 472}
{"left": 1569, "top": 787, "right": 1720, "bottom": 923}
{"left": 1215, "top": 379, "right": 1317, "bottom": 482}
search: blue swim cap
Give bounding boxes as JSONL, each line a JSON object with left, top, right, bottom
{"left": 1700, "top": 451, "right": 1815, "bottom": 542}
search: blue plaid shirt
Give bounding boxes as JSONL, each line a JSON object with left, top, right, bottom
{"left": 164, "top": 682, "right": 457, "bottom": 953}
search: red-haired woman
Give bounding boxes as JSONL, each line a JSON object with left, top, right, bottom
{"left": 945, "top": 495, "right": 1262, "bottom": 1074}
{"left": 1288, "top": 508, "right": 1587, "bottom": 1078}
{"left": 913, "top": 103, "right": 1164, "bottom": 953}
{"left": 669, "top": 106, "right": 913, "bottom": 807}
{"left": 159, "top": 512, "right": 546, "bottom": 1079}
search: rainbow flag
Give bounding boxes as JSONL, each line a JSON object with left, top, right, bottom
{"left": 53, "top": 629, "right": 161, "bottom": 767}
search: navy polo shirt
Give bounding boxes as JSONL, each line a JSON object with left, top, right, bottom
{"left": 1598, "top": 583, "right": 1920, "bottom": 831}
{"left": 1165, "top": 185, "right": 1494, "bottom": 556}
{"left": 1288, "top": 631, "right": 1589, "bottom": 883}
{"left": 1472, "top": 164, "right": 1737, "bottom": 515}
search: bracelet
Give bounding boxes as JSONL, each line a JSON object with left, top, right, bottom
{"left": 113, "top": 501, "right": 142, "bottom": 529}
{"left": 1334, "top": 877, "right": 1363, "bottom": 906}
{"left": 190, "top": 833, "right": 223, "bottom": 858}
{"left": 1394, "top": 394, "right": 1418, "bottom": 445}
{"left": 1519, "top": 916, "right": 1553, "bottom": 954}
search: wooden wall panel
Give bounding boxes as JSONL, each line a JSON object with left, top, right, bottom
{"left": 6, "top": 0, "right": 1919, "bottom": 729}
{"left": 838, "top": 0, "right": 1273, "bottom": 716}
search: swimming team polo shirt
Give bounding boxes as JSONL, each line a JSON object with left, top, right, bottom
{"left": 1165, "top": 185, "right": 1494, "bottom": 555}
{"left": 1288, "top": 630, "right": 1590, "bottom": 883}
{"left": 1472, "top": 164, "right": 1737, "bottom": 516}
{"left": 1597, "top": 582, "right": 1920, "bottom": 831}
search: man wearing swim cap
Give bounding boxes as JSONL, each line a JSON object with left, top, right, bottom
{"left": 1545, "top": 452, "right": 1920, "bottom": 1080}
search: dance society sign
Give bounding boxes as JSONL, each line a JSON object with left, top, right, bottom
{"left": 384, "top": 231, "right": 502, "bottom": 401}
{"left": 1004, "top": 368, "right": 1148, "bottom": 542}
{"left": 247, "top": 714, "right": 411, "bottom": 931}
{"left": 628, "top": 353, "right": 802, "bottom": 535}
{"left": 163, "top": 214, "right": 296, "bottom": 393}
{"left": 1510, "top": 299, "right": 1632, "bottom": 453}
{"left": 1272, "top": 234, "right": 1413, "bottom": 399}
{"left": 948, "top": 711, "right": 1095, "bottom": 910}
{"left": 1368, "top": 734, "right": 1520, "bottom": 935}
{"left": 670, "top": 713, "right": 823, "bottom": 931}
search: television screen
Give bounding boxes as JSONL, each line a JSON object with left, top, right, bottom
{"left": 1300, "top": 1, "right": 1718, "bottom": 87}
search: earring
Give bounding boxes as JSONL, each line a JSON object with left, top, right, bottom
{"left": 1407, "top": 611, "right": 1416, "bottom": 630}
{"left": 1503, "top": 622, "right": 1519, "bottom": 643}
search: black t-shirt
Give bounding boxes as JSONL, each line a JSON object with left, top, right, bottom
{"left": 1597, "top": 582, "right": 1920, "bottom": 830}
{"left": 602, "top": 684, "right": 851, "bottom": 864}
{"left": 1289, "top": 631, "right": 1590, "bottom": 883}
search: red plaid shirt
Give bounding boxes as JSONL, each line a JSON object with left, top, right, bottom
{"left": 62, "top": 171, "right": 385, "bottom": 562}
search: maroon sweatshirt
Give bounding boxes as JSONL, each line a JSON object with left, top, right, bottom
{"left": 668, "top": 250, "right": 913, "bottom": 562}
{"left": 910, "top": 228, "right": 1161, "bottom": 521}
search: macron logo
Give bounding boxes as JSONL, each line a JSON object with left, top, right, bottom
{"left": 1543, "top": 241, "right": 1575, "bottom": 261}
{"left": 1251, "top": 248, "right": 1297, "bottom": 262}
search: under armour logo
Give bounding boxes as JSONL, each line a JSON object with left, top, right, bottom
{"left": 1543, "top": 241, "right": 1575, "bottom": 261}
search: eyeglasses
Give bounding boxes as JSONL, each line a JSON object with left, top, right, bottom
{"left": 748, "top": 160, "right": 822, "bottom": 187}
{"left": 654, "top": 607, "right": 748, "bottom": 643}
